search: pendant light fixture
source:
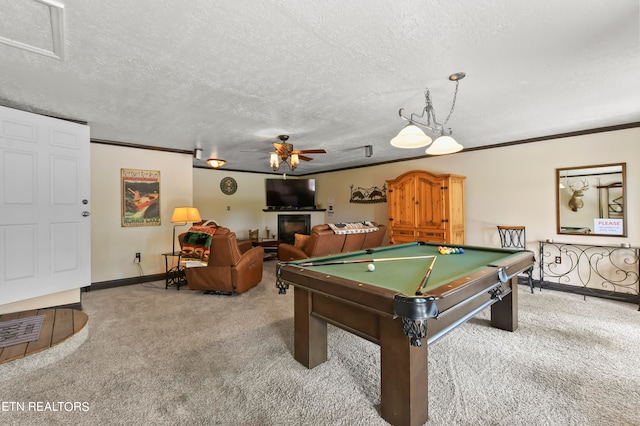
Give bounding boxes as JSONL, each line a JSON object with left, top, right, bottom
{"left": 391, "top": 72, "right": 466, "bottom": 155}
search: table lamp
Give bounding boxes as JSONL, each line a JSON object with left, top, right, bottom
{"left": 171, "top": 206, "right": 202, "bottom": 253}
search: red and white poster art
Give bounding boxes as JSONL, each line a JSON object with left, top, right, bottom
{"left": 121, "top": 168, "right": 160, "bottom": 227}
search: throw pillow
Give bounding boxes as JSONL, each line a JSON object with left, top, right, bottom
{"left": 294, "top": 233, "right": 310, "bottom": 250}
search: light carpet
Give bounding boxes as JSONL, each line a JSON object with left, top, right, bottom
{"left": 0, "top": 263, "right": 639, "bottom": 425}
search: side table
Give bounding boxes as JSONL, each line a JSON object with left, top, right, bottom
{"left": 252, "top": 238, "right": 281, "bottom": 260}
{"left": 162, "top": 251, "right": 187, "bottom": 290}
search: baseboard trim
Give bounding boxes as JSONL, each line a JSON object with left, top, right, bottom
{"left": 86, "top": 273, "right": 165, "bottom": 292}
{"left": 535, "top": 280, "right": 639, "bottom": 306}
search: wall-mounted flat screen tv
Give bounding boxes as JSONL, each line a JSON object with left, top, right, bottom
{"left": 265, "top": 178, "right": 316, "bottom": 209}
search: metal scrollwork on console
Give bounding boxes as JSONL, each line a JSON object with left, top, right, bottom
{"left": 539, "top": 241, "right": 639, "bottom": 308}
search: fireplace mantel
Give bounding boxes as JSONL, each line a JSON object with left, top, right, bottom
{"left": 262, "top": 209, "right": 326, "bottom": 212}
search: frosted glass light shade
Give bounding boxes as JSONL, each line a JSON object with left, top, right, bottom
{"left": 425, "top": 135, "right": 463, "bottom": 155}
{"left": 270, "top": 152, "right": 280, "bottom": 170}
{"left": 207, "top": 158, "right": 226, "bottom": 168}
{"left": 390, "top": 124, "right": 432, "bottom": 148}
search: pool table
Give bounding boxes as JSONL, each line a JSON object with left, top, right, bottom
{"left": 276, "top": 241, "right": 535, "bottom": 426}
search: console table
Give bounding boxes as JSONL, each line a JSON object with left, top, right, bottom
{"left": 538, "top": 240, "right": 639, "bottom": 309}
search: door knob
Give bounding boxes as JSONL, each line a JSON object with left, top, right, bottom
{"left": 82, "top": 211, "right": 90, "bottom": 217}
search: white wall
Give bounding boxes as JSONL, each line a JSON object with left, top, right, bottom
{"left": 90, "top": 144, "right": 194, "bottom": 283}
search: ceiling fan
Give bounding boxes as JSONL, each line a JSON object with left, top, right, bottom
{"left": 270, "top": 135, "right": 326, "bottom": 171}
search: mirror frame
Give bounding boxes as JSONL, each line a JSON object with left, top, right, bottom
{"left": 556, "top": 163, "right": 627, "bottom": 237}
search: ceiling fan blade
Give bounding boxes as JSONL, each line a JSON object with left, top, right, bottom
{"left": 298, "top": 155, "right": 315, "bottom": 162}
{"left": 293, "top": 149, "right": 326, "bottom": 154}
{"left": 273, "top": 142, "right": 292, "bottom": 154}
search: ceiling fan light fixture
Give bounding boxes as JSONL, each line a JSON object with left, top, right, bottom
{"left": 207, "top": 158, "right": 226, "bottom": 168}
{"left": 390, "top": 124, "right": 432, "bottom": 148}
{"left": 270, "top": 152, "right": 280, "bottom": 171}
{"left": 425, "top": 135, "right": 463, "bottom": 155}
{"left": 267, "top": 135, "right": 325, "bottom": 172}
{"left": 290, "top": 153, "right": 299, "bottom": 168}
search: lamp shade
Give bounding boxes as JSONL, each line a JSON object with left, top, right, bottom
{"left": 390, "top": 124, "right": 432, "bottom": 148}
{"left": 425, "top": 135, "right": 463, "bottom": 155}
{"left": 171, "top": 207, "right": 202, "bottom": 223}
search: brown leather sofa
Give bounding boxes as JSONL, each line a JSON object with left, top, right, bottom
{"left": 277, "top": 222, "right": 387, "bottom": 261}
{"left": 184, "top": 227, "right": 264, "bottom": 294}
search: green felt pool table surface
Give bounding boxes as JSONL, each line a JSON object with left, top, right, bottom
{"left": 287, "top": 242, "right": 526, "bottom": 296}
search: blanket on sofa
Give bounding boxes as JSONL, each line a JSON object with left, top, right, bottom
{"left": 181, "top": 226, "right": 217, "bottom": 261}
{"left": 328, "top": 221, "right": 379, "bottom": 234}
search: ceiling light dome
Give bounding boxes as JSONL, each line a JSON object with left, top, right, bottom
{"left": 425, "top": 135, "right": 463, "bottom": 155}
{"left": 207, "top": 158, "right": 226, "bottom": 168}
{"left": 390, "top": 124, "right": 432, "bottom": 148}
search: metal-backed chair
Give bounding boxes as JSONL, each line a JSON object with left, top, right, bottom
{"left": 497, "top": 225, "right": 535, "bottom": 293}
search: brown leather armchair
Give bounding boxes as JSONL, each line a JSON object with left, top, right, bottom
{"left": 184, "top": 227, "right": 264, "bottom": 294}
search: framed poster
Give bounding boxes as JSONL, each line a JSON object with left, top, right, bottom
{"left": 121, "top": 168, "right": 160, "bottom": 227}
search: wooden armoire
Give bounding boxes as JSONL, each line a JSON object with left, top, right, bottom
{"left": 386, "top": 170, "right": 465, "bottom": 245}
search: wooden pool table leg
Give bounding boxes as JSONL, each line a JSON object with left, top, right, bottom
{"left": 490, "top": 275, "right": 519, "bottom": 331}
{"left": 380, "top": 315, "right": 428, "bottom": 426}
{"left": 293, "top": 287, "right": 328, "bottom": 368}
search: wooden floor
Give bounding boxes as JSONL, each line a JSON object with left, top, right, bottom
{"left": 0, "top": 308, "right": 88, "bottom": 365}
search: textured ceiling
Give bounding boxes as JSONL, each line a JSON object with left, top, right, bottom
{"left": 1, "top": 0, "right": 639, "bottom": 175}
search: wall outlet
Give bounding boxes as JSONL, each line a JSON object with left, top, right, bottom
{"left": 555, "top": 256, "right": 561, "bottom": 264}
{"left": 135, "top": 252, "right": 141, "bottom": 263}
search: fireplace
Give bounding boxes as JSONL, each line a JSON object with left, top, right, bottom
{"left": 278, "top": 214, "right": 311, "bottom": 245}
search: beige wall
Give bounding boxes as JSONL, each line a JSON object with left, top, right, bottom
{"left": 193, "top": 169, "right": 271, "bottom": 240}
{"left": 193, "top": 169, "right": 328, "bottom": 240}
{"left": 89, "top": 127, "right": 639, "bottom": 284}
{"left": 313, "top": 127, "right": 639, "bottom": 252}
{"left": 90, "top": 144, "right": 194, "bottom": 283}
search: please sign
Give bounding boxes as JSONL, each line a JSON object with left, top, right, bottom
{"left": 593, "top": 219, "right": 623, "bottom": 234}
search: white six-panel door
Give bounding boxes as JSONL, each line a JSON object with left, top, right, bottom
{"left": 0, "top": 105, "right": 90, "bottom": 306}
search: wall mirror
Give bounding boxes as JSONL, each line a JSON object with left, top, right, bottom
{"left": 556, "top": 163, "right": 626, "bottom": 237}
